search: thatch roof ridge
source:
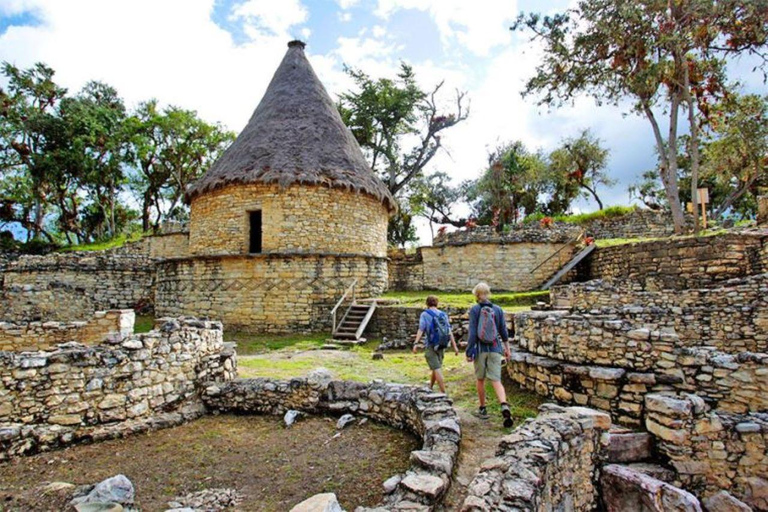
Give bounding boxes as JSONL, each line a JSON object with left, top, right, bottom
{"left": 185, "top": 40, "right": 396, "bottom": 211}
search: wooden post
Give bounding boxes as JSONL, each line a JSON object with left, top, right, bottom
{"left": 697, "top": 188, "right": 709, "bottom": 230}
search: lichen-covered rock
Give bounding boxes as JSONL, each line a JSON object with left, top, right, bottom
{"left": 601, "top": 464, "right": 702, "bottom": 512}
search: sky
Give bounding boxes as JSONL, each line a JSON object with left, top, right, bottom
{"left": 0, "top": 0, "right": 765, "bottom": 244}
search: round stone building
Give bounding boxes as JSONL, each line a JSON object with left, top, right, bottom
{"left": 155, "top": 40, "right": 395, "bottom": 333}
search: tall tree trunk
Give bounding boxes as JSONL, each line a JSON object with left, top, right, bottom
{"left": 582, "top": 183, "right": 604, "bottom": 210}
{"left": 682, "top": 58, "right": 701, "bottom": 234}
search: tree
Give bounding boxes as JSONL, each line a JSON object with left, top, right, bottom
{"left": 513, "top": 1, "right": 768, "bottom": 234}
{"left": 388, "top": 198, "right": 419, "bottom": 248}
{"left": 465, "top": 141, "right": 548, "bottom": 230}
{"left": 410, "top": 171, "right": 464, "bottom": 242}
{"left": 338, "top": 63, "right": 468, "bottom": 197}
{"left": 629, "top": 169, "right": 667, "bottom": 210}
{"left": 0, "top": 62, "right": 67, "bottom": 241}
{"left": 548, "top": 129, "right": 613, "bottom": 210}
{"left": 126, "top": 101, "right": 234, "bottom": 232}
{"left": 701, "top": 93, "right": 768, "bottom": 219}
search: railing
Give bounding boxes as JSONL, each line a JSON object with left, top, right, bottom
{"left": 530, "top": 232, "right": 585, "bottom": 275}
{"left": 331, "top": 278, "right": 357, "bottom": 334}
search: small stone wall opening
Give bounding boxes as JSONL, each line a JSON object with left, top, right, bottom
{"left": 249, "top": 210, "right": 262, "bottom": 254}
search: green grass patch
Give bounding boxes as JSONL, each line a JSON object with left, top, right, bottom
{"left": 58, "top": 232, "right": 145, "bottom": 252}
{"left": 595, "top": 227, "right": 729, "bottom": 248}
{"left": 523, "top": 205, "right": 637, "bottom": 226}
{"left": 380, "top": 290, "right": 549, "bottom": 309}
{"left": 226, "top": 332, "right": 329, "bottom": 355}
{"left": 134, "top": 314, "right": 155, "bottom": 334}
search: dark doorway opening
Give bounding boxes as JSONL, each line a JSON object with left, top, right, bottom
{"left": 249, "top": 210, "right": 262, "bottom": 253}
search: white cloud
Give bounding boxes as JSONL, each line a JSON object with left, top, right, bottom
{"left": 374, "top": 0, "right": 515, "bottom": 56}
{"left": 230, "top": 0, "right": 308, "bottom": 40}
{"left": 372, "top": 25, "right": 386, "bottom": 38}
{"left": 337, "top": 0, "right": 360, "bottom": 9}
{"left": 338, "top": 11, "right": 352, "bottom": 22}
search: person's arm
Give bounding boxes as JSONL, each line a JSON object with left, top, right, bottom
{"left": 498, "top": 307, "right": 511, "bottom": 359}
{"left": 447, "top": 314, "right": 459, "bottom": 355}
{"left": 466, "top": 307, "right": 478, "bottom": 361}
{"left": 413, "top": 329, "right": 424, "bottom": 353}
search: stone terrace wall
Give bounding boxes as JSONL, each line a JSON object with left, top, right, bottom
{"left": 203, "top": 374, "right": 460, "bottom": 511}
{"left": 367, "top": 305, "right": 465, "bottom": 342}
{"left": 585, "top": 232, "right": 768, "bottom": 289}
{"left": 147, "top": 232, "right": 189, "bottom": 259}
{"left": 550, "top": 276, "right": 768, "bottom": 354}
{"left": 0, "top": 282, "right": 97, "bottom": 322}
{"left": 645, "top": 393, "right": 768, "bottom": 508}
{"left": 1, "top": 252, "right": 155, "bottom": 320}
{"left": 387, "top": 249, "right": 424, "bottom": 291}
{"left": 0, "top": 317, "right": 236, "bottom": 459}
{"left": 433, "top": 224, "right": 582, "bottom": 246}
{"left": 156, "top": 254, "right": 388, "bottom": 333}
{"left": 582, "top": 208, "right": 682, "bottom": 240}
{"left": 461, "top": 404, "right": 612, "bottom": 511}
{"left": 0, "top": 309, "right": 134, "bottom": 351}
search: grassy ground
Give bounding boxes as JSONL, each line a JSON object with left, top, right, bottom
{"left": 134, "top": 314, "right": 155, "bottom": 334}
{"left": 58, "top": 232, "right": 144, "bottom": 252}
{"left": 227, "top": 331, "right": 328, "bottom": 355}
{"left": 380, "top": 289, "right": 549, "bottom": 309}
{"left": 595, "top": 227, "right": 728, "bottom": 248}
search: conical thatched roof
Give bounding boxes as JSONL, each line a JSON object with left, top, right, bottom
{"left": 185, "top": 40, "right": 396, "bottom": 211}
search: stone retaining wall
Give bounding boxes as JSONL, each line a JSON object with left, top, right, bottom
{"left": 0, "top": 317, "right": 236, "bottom": 459}
{"left": 0, "top": 282, "right": 97, "bottom": 322}
{"left": 1, "top": 252, "right": 155, "bottom": 320}
{"left": 461, "top": 404, "right": 612, "bottom": 511}
{"left": 509, "top": 345, "right": 768, "bottom": 427}
{"left": 203, "top": 374, "right": 461, "bottom": 511}
{"left": 583, "top": 209, "right": 681, "bottom": 240}
{"left": 0, "top": 309, "right": 134, "bottom": 351}
{"left": 645, "top": 393, "right": 768, "bottom": 508}
{"left": 367, "top": 305, "right": 466, "bottom": 342}
{"left": 387, "top": 249, "right": 425, "bottom": 291}
{"left": 551, "top": 276, "right": 768, "bottom": 354}
{"left": 585, "top": 232, "right": 768, "bottom": 289}
{"left": 155, "top": 254, "right": 388, "bottom": 333}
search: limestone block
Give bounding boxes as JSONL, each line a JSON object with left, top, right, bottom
{"left": 601, "top": 464, "right": 702, "bottom": 512}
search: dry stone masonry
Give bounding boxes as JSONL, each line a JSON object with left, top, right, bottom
{"left": 0, "top": 317, "right": 236, "bottom": 459}
{"left": 0, "top": 309, "right": 134, "bottom": 351}
{"left": 203, "top": 371, "right": 461, "bottom": 511}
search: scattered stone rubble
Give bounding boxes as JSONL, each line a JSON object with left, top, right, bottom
{"left": 166, "top": 488, "right": 243, "bottom": 511}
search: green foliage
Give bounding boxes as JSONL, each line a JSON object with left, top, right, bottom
{"left": 548, "top": 129, "right": 613, "bottom": 211}
{"left": 58, "top": 231, "right": 144, "bottom": 252}
{"left": 464, "top": 141, "right": 549, "bottom": 230}
{"left": 513, "top": 1, "right": 768, "bottom": 234}
{"left": 524, "top": 205, "right": 637, "bottom": 226}
{"left": 409, "top": 171, "right": 464, "bottom": 240}
{"left": 0, "top": 62, "right": 234, "bottom": 249}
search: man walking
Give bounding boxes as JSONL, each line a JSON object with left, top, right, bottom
{"left": 466, "top": 282, "right": 514, "bottom": 428}
{"left": 413, "top": 295, "right": 459, "bottom": 394}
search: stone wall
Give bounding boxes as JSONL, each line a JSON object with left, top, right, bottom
{"left": 1, "top": 252, "right": 155, "bottom": 320}
{"left": 419, "top": 242, "right": 578, "bottom": 292}
{"left": 203, "top": 373, "right": 461, "bottom": 511}
{"left": 147, "top": 232, "right": 189, "bottom": 259}
{"left": 433, "top": 224, "right": 581, "bottom": 246}
{"left": 188, "top": 183, "right": 389, "bottom": 258}
{"left": 758, "top": 196, "right": 768, "bottom": 226}
{"left": 585, "top": 232, "right": 768, "bottom": 289}
{"left": 0, "top": 309, "right": 134, "bottom": 351}
{"left": 367, "top": 305, "right": 466, "bottom": 342}
{"left": 387, "top": 249, "right": 424, "bottom": 291}
{"left": 155, "top": 254, "right": 388, "bottom": 333}
{"left": 0, "top": 317, "right": 236, "bottom": 459}
{"left": 461, "top": 404, "right": 612, "bottom": 511}
{"left": 645, "top": 393, "right": 768, "bottom": 508}
{"left": 550, "top": 276, "right": 768, "bottom": 354}
{"left": 582, "top": 208, "right": 681, "bottom": 240}
{"left": 0, "top": 282, "right": 96, "bottom": 322}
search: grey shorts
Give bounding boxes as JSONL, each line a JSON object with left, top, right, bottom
{"left": 425, "top": 345, "right": 445, "bottom": 370}
{"left": 474, "top": 351, "right": 503, "bottom": 381}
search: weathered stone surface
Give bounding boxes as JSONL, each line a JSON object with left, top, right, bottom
{"left": 602, "top": 432, "right": 653, "bottom": 463}
{"left": 601, "top": 464, "right": 702, "bottom": 512}
{"left": 701, "top": 491, "right": 752, "bottom": 512}
{"left": 400, "top": 474, "right": 445, "bottom": 498}
{"left": 336, "top": 414, "right": 356, "bottom": 430}
{"left": 70, "top": 475, "right": 135, "bottom": 508}
{"left": 289, "top": 492, "right": 344, "bottom": 512}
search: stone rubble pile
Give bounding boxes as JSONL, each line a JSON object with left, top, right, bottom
{"left": 166, "top": 488, "right": 243, "bottom": 511}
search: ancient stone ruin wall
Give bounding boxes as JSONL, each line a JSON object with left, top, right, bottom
{"left": 0, "top": 282, "right": 96, "bottom": 322}
{"left": 0, "top": 252, "right": 155, "bottom": 320}
{"left": 155, "top": 254, "right": 388, "bottom": 333}
{"left": 0, "top": 309, "right": 134, "bottom": 351}
{"left": 147, "top": 232, "right": 189, "bottom": 259}
{"left": 188, "top": 183, "right": 389, "bottom": 258}
{"left": 203, "top": 374, "right": 461, "bottom": 511}
{"left": 462, "top": 404, "right": 612, "bottom": 511}
{"left": 387, "top": 249, "right": 424, "bottom": 291}
{"left": 0, "top": 317, "right": 236, "bottom": 459}
{"left": 584, "top": 232, "right": 767, "bottom": 288}
{"left": 367, "top": 305, "right": 466, "bottom": 342}
{"left": 550, "top": 276, "right": 768, "bottom": 353}
{"left": 581, "top": 208, "right": 683, "bottom": 240}
{"left": 644, "top": 393, "right": 768, "bottom": 509}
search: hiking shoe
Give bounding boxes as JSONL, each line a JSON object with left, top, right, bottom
{"left": 501, "top": 403, "right": 514, "bottom": 428}
{"left": 473, "top": 406, "right": 490, "bottom": 420}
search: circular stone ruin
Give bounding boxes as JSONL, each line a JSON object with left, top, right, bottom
{"left": 203, "top": 369, "right": 461, "bottom": 511}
